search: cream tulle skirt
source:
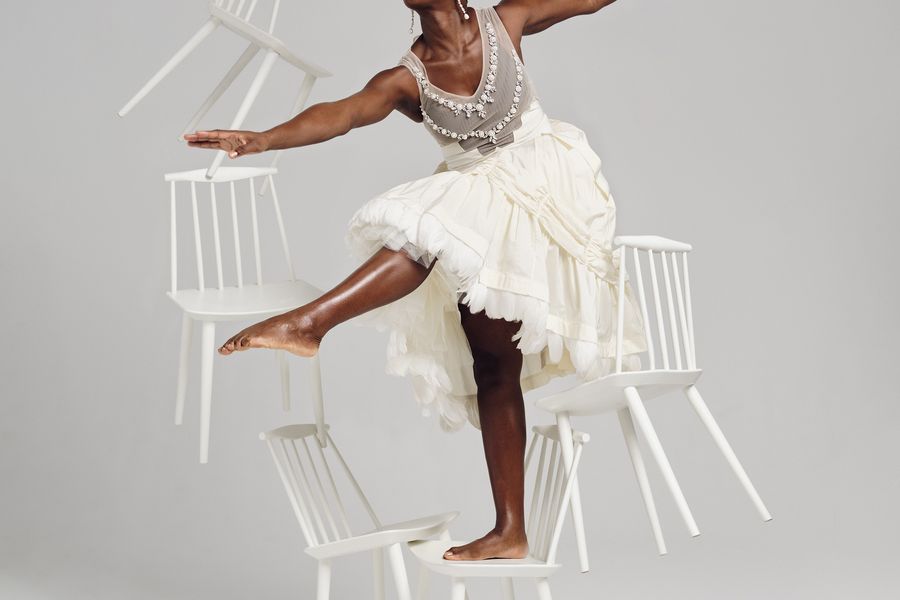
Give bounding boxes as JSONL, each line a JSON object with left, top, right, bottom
{"left": 344, "top": 97, "right": 647, "bottom": 431}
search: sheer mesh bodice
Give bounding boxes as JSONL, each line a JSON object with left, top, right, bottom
{"left": 398, "top": 6, "right": 536, "bottom": 155}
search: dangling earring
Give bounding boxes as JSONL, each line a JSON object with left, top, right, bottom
{"left": 457, "top": 0, "right": 470, "bottom": 20}
{"left": 409, "top": 9, "right": 415, "bottom": 35}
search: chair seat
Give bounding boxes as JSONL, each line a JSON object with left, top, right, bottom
{"left": 407, "top": 540, "right": 560, "bottom": 578}
{"left": 305, "top": 512, "right": 459, "bottom": 560}
{"left": 210, "top": 4, "right": 331, "bottom": 77}
{"left": 167, "top": 279, "right": 324, "bottom": 320}
{"left": 535, "top": 369, "right": 703, "bottom": 416}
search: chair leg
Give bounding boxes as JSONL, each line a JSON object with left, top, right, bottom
{"left": 501, "top": 577, "right": 515, "bottom": 600}
{"left": 617, "top": 407, "right": 667, "bottom": 555}
{"left": 414, "top": 563, "right": 430, "bottom": 600}
{"left": 317, "top": 560, "right": 332, "bottom": 600}
{"left": 387, "top": 543, "right": 412, "bottom": 600}
{"left": 373, "top": 548, "right": 385, "bottom": 600}
{"left": 535, "top": 578, "right": 552, "bottom": 600}
{"left": 277, "top": 350, "right": 291, "bottom": 411}
{"left": 309, "top": 354, "right": 326, "bottom": 447}
{"left": 199, "top": 320, "right": 216, "bottom": 464}
{"left": 206, "top": 48, "right": 279, "bottom": 178}
{"left": 118, "top": 18, "right": 219, "bottom": 116}
{"left": 436, "top": 530, "right": 471, "bottom": 599}
{"left": 180, "top": 42, "right": 260, "bottom": 140}
{"left": 684, "top": 385, "right": 772, "bottom": 521}
{"left": 450, "top": 578, "right": 466, "bottom": 600}
{"left": 554, "top": 412, "right": 590, "bottom": 572}
{"left": 623, "top": 386, "right": 700, "bottom": 537}
{"left": 175, "top": 313, "right": 194, "bottom": 425}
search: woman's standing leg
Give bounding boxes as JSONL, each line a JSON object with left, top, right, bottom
{"left": 443, "top": 303, "right": 529, "bottom": 561}
{"left": 218, "top": 246, "right": 436, "bottom": 355}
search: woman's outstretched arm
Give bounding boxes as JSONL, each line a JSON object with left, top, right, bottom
{"left": 183, "top": 65, "right": 420, "bottom": 158}
{"left": 496, "top": 0, "right": 619, "bottom": 37}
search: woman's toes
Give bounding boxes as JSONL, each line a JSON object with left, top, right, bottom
{"left": 221, "top": 334, "right": 245, "bottom": 354}
{"left": 216, "top": 314, "right": 320, "bottom": 358}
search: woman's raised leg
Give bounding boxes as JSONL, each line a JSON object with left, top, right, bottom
{"left": 443, "top": 303, "right": 529, "bottom": 561}
{"left": 218, "top": 246, "right": 436, "bottom": 355}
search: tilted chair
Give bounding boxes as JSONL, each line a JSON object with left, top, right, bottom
{"left": 262, "top": 424, "right": 459, "bottom": 600}
{"left": 166, "top": 166, "right": 326, "bottom": 462}
{"left": 118, "top": 0, "right": 332, "bottom": 179}
{"left": 408, "top": 424, "right": 588, "bottom": 600}
{"left": 536, "top": 235, "right": 772, "bottom": 556}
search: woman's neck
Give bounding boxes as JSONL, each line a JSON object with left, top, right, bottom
{"left": 416, "top": 5, "right": 475, "bottom": 58}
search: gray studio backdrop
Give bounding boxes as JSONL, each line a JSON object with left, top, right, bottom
{"left": 1, "top": 1, "right": 897, "bottom": 598}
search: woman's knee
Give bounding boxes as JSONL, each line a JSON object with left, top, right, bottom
{"left": 471, "top": 347, "right": 521, "bottom": 390}
{"left": 458, "top": 303, "right": 524, "bottom": 388}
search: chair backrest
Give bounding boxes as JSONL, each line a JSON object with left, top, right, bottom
{"left": 613, "top": 235, "right": 697, "bottom": 373}
{"left": 211, "top": 0, "right": 281, "bottom": 34}
{"left": 165, "top": 166, "right": 295, "bottom": 294}
{"left": 523, "top": 425, "right": 589, "bottom": 565}
{"left": 261, "top": 424, "right": 382, "bottom": 550}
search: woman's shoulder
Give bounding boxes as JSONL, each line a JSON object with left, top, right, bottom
{"left": 487, "top": 4, "right": 526, "bottom": 34}
{"left": 484, "top": 3, "right": 526, "bottom": 58}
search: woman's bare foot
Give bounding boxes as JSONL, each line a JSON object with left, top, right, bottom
{"left": 443, "top": 528, "right": 528, "bottom": 561}
{"left": 218, "top": 309, "right": 323, "bottom": 357}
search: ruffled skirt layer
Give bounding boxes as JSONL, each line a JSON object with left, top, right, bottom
{"left": 344, "top": 98, "right": 647, "bottom": 431}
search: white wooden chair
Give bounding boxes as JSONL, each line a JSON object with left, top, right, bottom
{"left": 262, "top": 424, "right": 459, "bottom": 600}
{"left": 166, "top": 166, "right": 326, "bottom": 463}
{"left": 408, "top": 425, "right": 589, "bottom": 600}
{"left": 118, "top": 0, "right": 332, "bottom": 180}
{"left": 536, "top": 235, "right": 772, "bottom": 556}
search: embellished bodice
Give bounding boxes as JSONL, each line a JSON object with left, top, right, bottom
{"left": 399, "top": 6, "right": 536, "bottom": 156}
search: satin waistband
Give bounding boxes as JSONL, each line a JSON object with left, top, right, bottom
{"left": 439, "top": 97, "right": 553, "bottom": 171}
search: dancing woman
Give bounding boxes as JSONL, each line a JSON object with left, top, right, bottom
{"left": 184, "top": 0, "right": 646, "bottom": 561}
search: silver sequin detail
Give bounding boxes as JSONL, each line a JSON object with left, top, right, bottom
{"left": 409, "top": 21, "right": 499, "bottom": 119}
{"left": 410, "top": 18, "right": 526, "bottom": 146}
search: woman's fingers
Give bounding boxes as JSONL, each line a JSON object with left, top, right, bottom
{"left": 183, "top": 129, "right": 263, "bottom": 158}
{"left": 184, "top": 131, "right": 238, "bottom": 153}
{"left": 183, "top": 130, "right": 226, "bottom": 142}
{"left": 183, "top": 130, "right": 236, "bottom": 149}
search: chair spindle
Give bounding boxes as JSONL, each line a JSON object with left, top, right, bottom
{"left": 288, "top": 439, "right": 333, "bottom": 544}
{"left": 313, "top": 440, "right": 354, "bottom": 538}
{"left": 209, "top": 183, "right": 224, "bottom": 290}
{"left": 249, "top": 177, "right": 263, "bottom": 285}
{"left": 268, "top": 174, "right": 295, "bottom": 280}
{"left": 647, "top": 250, "right": 669, "bottom": 369}
{"left": 266, "top": 438, "right": 318, "bottom": 547}
{"left": 682, "top": 253, "right": 696, "bottom": 368}
{"left": 228, "top": 181, "right": 244, "bottom": 287}
{"left": 170, "top": 181, "right": 177, "bottom": 294}
{"left": 660, "top": 251, "right": 682, "bottom": 370}
{"left": 299, "top": 437, "right": 343, "bottom": 542}
{"left": 616, "top": 245, "right": 626, "bottom": 373}
{"left": 189, "top": 181, "right": 205, "bottom": 290}
{"left": 632, "top": 247, "right": 656, "bottom": 370}
{"left": 671, "top": 252, "right": 692, "bottom": 370}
